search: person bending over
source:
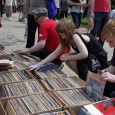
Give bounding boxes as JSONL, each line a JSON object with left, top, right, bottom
{"left": 17, "top": 8, "right": 69, "bottom": 65}
{"left": 28, "top": 18, "right": 107, "bottom": 82}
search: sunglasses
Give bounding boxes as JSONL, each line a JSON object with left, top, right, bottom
{"left": 59, "top": 31, "right": 64, "bottom": 33}
{"left": 34, "top": 15, "right": 41, "bottom": 21}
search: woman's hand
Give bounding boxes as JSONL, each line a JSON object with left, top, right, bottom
{"left": 28, "top": 63, "right": 42, "bottom": 71}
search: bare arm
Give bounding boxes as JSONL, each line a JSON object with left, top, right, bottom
{"left": 17, "top": 40, "right": 46, "bottom": 54}
{"left": 60, "top": 34, "right": 88, "bottom": 61}
{"left": 90, "top": 0, "right": 95, "bottom": 18}
{"left": 28, "top": 44, "right": 64, "bottom": 71}
{"left": 106, "top": 65, "right": 115, "bottom": 75}
{"left": 98, "top": 65, "right": 115, "bottom": 83}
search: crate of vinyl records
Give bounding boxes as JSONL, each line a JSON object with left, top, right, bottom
{"left": 51, "top": 89, "right": 93, "bottom": 115}
{"left": 0, "top": 79, "right": 45, "bottom": 100}
{"left": 40, "top": 76, "right": 86, "bottom": 91}
{"left": 0, "top": 60, "right": 29, "bottom": 72}
{"left": 0, "top": 50, "right": 13, "bottom": 59}
{"left": 66, "top": 71, "right": 107, "bottom": 115}
{"left": 11, "top": 53, "right": 41, "bottom": 63}
{"left": 0, "top": 92, "right": 63, "bottom": 115}
{"left": 0, "top": 70, "right": 35, "bottom": 85}
{"left": 13, "top": 61, "right": 29, "bottom": 70}
{"left": 30, "top": 67, "right": 67, "bottom": 80}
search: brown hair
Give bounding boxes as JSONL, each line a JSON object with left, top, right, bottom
{"left": 101, "top": 19, "right": 115, "bottom": 41}
{"left": 56, "top": 18, "right": 76, "bottom": 50}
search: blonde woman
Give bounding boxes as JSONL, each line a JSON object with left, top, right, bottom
{"left": 29, "top": 18, "right": 107, "bottom": 81}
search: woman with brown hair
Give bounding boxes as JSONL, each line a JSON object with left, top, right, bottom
{"left": 29, "top": 18, "right": 107, "bottom": 81}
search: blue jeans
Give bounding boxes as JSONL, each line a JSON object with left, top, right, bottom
{"left": 71, "top": 12, "right": 82, "bottom": 28}
{"left": 90, "top": 12, "right": 110, "bottom": 46}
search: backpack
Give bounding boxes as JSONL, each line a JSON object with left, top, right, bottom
{"left": 45, "top": 0, "right": 57, "bottom": 19}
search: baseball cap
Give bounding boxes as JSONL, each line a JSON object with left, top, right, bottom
{"left": 31, "top": 7, "right": 48, "bottom": 16}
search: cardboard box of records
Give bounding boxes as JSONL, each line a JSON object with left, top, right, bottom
{"left": 0, "top": 43, "right": 12, "bottom": 59}
{"left": 0, "top": 92, "right": 63, "bottom": 115}
{"left": 0, "top": 79, "right": 45, "bottom": 100}
{"left": 0, "top": 70, "right": 35, "bottom": 85}
{"left": 40, "top": 76, "right": 86, "bottom": 91}
{"left": 11, "top": 53, "right": 41, "bottom": 62}
{"left": 30, "top": 68, "right": 67, "bottom": 79}
{"left": 0, "top": 102, "right": 76, "bottom": 115}
{"left": 0, "top": 61, "right": 29, "bottom": 73}
{"left": 0, "top": 49, "right": 13, "bottom": 59}
{"left": 51, "top": 89, "right": 93, "bottom": 115}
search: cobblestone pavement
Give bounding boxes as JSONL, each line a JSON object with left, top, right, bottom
{"left": 0, "top": 13, "right": 114, "bottom": 61}
{"left": 0, "top": 13, "right": 26, "bottom": 51}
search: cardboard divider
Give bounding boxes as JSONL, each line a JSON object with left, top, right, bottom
{"left": 0, "top": 101, "right": 7, "bottom": 115}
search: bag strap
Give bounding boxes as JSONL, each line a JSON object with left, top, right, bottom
{"left": 77, "top": 33, "right": 108, "bottom": 68}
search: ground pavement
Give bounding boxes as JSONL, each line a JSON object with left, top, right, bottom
{"left": 0, "top": 13, "right": 114, "bottom": 76}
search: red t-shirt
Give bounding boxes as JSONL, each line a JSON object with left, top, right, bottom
{"left": 94, "top": 0, "right": 110, "bottom": 12}
{"left": 38, "top": 19, "right": 69, "bottom": 59}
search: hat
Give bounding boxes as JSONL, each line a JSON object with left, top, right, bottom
{"left": 31, "top": 7, "right": 48, "bottom": 15}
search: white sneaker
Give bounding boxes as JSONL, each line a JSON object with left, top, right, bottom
{"left": 8, "top": 18, "right": 11, "bottom": 21}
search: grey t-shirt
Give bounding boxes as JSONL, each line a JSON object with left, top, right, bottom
{"left": 29, "top": 0, "right": 46, "bottom": 14}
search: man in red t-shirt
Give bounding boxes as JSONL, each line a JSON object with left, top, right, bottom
{"left": 90, "top": 0, "right": 111, "bottom": 46}
{"left": 17, "top": 7, "right": 68, "bottom": 65}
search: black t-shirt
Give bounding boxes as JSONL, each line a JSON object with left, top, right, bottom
{"left": 111, "top": 48, "right": 115, "bottom": 66}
